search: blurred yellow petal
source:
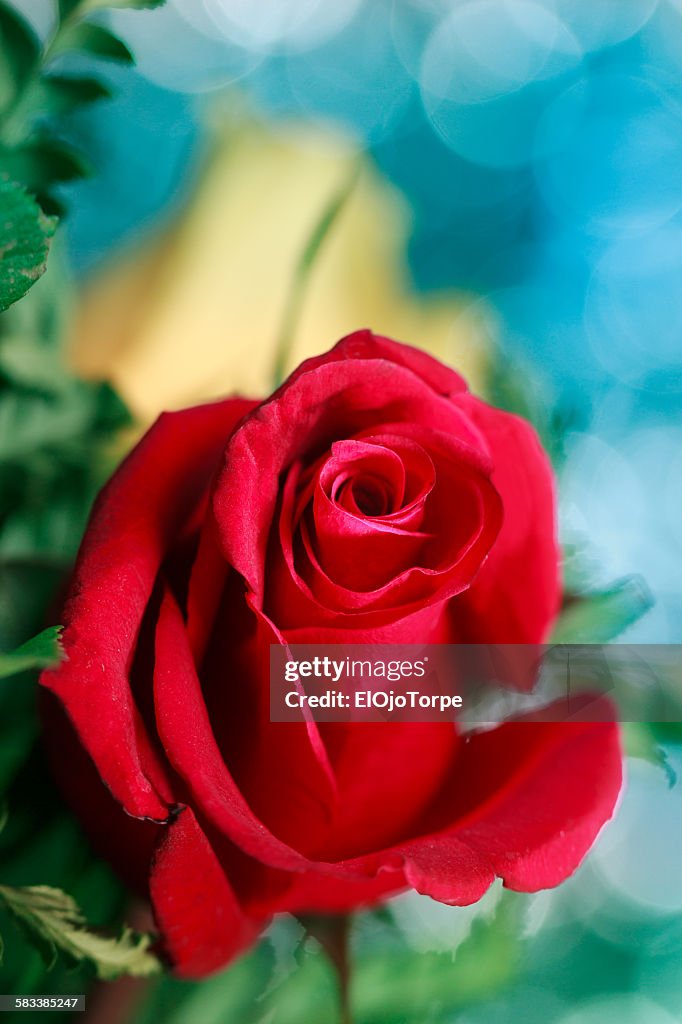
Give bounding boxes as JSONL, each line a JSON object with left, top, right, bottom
{"left": 70, "top": 115, "right": 488, "bottom": 420}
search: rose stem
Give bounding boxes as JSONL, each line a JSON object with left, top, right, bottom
{"left": 271, "top": 167, "right": 359, "bottom": 389}
{"left": 299, "top": 912, "right": 354, "bottom": 1024}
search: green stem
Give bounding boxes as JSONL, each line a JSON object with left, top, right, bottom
{"left": 333, "top": 915, "right": 352, "bottom": 1024}
{"left": 271, "top": 164, "right": 359, "bottom": 389}
{"left": 299, "top": 913, "right": 354, "bottom": 1024}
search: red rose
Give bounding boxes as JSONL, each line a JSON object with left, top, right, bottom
{"left": 41, "top": 332, "right": 621, "bottom": 978}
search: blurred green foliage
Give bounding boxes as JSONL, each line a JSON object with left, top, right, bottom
{"left": 0, "top": 749, "right": 128, "bottom": 1020}
{"left": 0, "top": 1, "right": 161, "bottom": 999}
{"left": 129, "top": 895, "right": 525, "bottom": 1024}
{"left": 552, "top": 578, "right": 654, "bottom": 646}
{"left": 0, "top": 0, "right": 166, "bottom": 301}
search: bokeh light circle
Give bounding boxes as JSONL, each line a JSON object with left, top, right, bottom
{"left": 197, "top": 0, "right": 363, "bottom": 54}
{"left": 552, "top": 0, "right": 660, "bottom": 52}
{"left": 390, "top": 0, "right": 451, "bottom": 81}
{"left": 421, "top": 0, "right": 581, "bottom": 106}
{"left": 535, "top": 73, "right": 682, "bottom": 237}
{"left": 285, "top": 2, "right": 414, "bottom": 145}
{"left": 112, "top": 1, "right": 262, "bottom": 92}
{"left": 591, "top": 758, "right": 682, "bottom": 915}
{"left": 419, "top": 1, "right": 582, "bottom": 168}
{"left": 584, "top": 225, "right": 682, "bottom": 391}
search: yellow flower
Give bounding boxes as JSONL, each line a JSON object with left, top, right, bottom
{"left": 70, "top": 116, "right": 488, "bottom": 420}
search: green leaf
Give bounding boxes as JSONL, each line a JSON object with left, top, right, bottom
{"left": 0, "top": 178, "right": 54, "bottom": 313}
{"left": 0, "top": 234, "right": 72, "bottom": 347}
{"left": 58, "top": 0, "right": 83, "bottom": 19}
{"left": 83, "top": 0, "right": 166, "bottom": 8}
{"left": 551, "top": 575, "right": 654, "bottom": 644}
{"left": 52, "top": 22, "right": 134, "bottom": 64}
{"left": 0, "top": 138, "right": 91, "bottom": 194}
{"left": 0, "top": 2, "right": 41, "bottom": 113}
{"left": 0, "top": 743, "right": 129, "bottom": 995}
{"left": 0, "top": 885, "right": 161, "bottom": 979}
{"left": 0, "top": 626, "right": 63, "bottom": 680}
{"left": 60, "top": 0, "right": 165, "bottom": 15}
{"left": 33, "top": 74, "right": 112, "bottom": 118}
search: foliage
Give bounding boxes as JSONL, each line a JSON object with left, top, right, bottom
{"left": 272, "top": 167, "right": 359, "bottom": 387}
{"left": 0, "top": 625, "right": 63, "bottom": 679}
{"left": 0, "top": 0, "right": 166, "bottom": 311}
{"left": 0, "top": 252, "right": 135, "bottom": 996}
{"left": 0, "top": 882, "right": 160, "bottom": 980}
{"left": 0, "top": 1, "right": 150, "bottom": 997}
{"left": 131, "top": 896, "right": 524, "bottom": 1024}
{"left": 0, "top": 179, "right": 54, "bottom": 314}
{"left": 551, "top": 575, "right": 654, "bottom": 645}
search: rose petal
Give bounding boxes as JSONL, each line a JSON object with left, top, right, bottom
{"left": 312, "top": 722, "right": 459, "bottom": 861}
{"left": 271, "top": 428, "right": 502, "bottom": 621}
{"left": 150, "top": 807, "right": 262, "bottom": 978}
{"left": 451, "top": 396, "right": 561, "bottom": 642}
{"left": 344, "top": 716, "right": 622, "bottom": 903}
{"left": 40, "top": 399, "right": 255, "bottom": 820}
{"left": 153, "top": 587, "right": 330, "bottom": 868}
{"left": 213, "top": 356, "right": 485, "bottom": 608}
{"left": 262, "top": 716, "right": 621, "bottom": 914}
{"left": 281, "top": 329, "right": 469, "bottom": 400}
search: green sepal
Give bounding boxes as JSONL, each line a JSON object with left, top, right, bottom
{"left": 551, "top": 575, "right": 654, "bottom": 644}
{"left": 0, "top": 626, "right": 63, "bottom": 680}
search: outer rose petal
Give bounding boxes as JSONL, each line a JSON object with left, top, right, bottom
{"left": 40, "top": 398, "right": 256, "bottom": 820}
{"left": 452, "top": 395, "right": 561, "bottom": 642}
{"left": 445, "top": 718, "right": 622, "bottom": 893}
{"left": 153, "top": 587, "right": 319, "bottom": 870}
{"left": 282, "top": 329, "right": 469, "bottom": 400}
{"left": 150, "top": 807, "right": 261, "bottom": 978}
{"left": 259, "top": 716, "right": 622, "bottom": 915}
{"left": 40, "top": 691, "right": 160, "bottom": 896}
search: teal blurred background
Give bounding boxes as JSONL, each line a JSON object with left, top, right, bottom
{"left": 5, "top": 2, "right": 682, "bottom": 1021}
